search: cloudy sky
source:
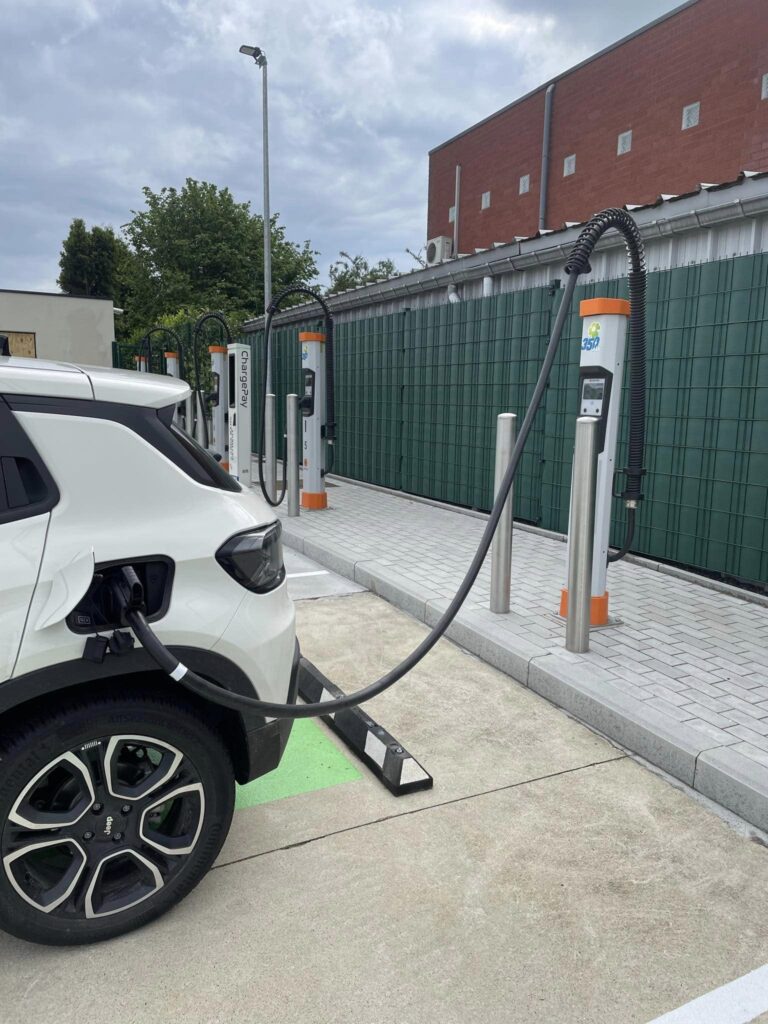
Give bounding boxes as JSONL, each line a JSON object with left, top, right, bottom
{"left": 1, "top": 0, "right": 683, "bottom": 292}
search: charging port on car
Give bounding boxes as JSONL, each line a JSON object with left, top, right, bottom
{"left": 67, "top": 557, "right": 174, "bottom": 634}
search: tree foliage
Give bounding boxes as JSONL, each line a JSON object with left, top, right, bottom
{"left": 58, "top": 219, "right": 130, "bottom": 301}
{"left": 123, "top": 179, "right": 317, "bottom": 326}
{"left": 327, "top": 251, "right": 398, "bottom": 295}
{"left": 59, "top": 179, "right": 319, "bottom": 344}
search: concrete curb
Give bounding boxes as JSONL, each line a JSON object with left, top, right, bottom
{"left": 281, "top": 523, "right": 768, "bottom": 833}
{"left": 695, "top": 746, "right": 768, "bottom": 829}
{"left": 527, "top": 654, "right": 707, "bottom": 787}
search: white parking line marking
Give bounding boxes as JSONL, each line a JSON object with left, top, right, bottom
{"left": 646, "top": 964, "right": 768, "bottom": 1024}
{"left": 287, "top": 570, "right": 329, "bottom": 579}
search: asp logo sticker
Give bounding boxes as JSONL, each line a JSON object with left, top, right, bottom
{"left": 581, "top": 321, "right": 601, "bottom": 351}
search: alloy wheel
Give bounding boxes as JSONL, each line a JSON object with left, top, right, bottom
{"left": 2, "top": 735, "right": 205, "bottom": 921}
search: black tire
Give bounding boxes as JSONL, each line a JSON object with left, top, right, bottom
{"left": 0, "top": 690, "right": 235, "bottom": 946}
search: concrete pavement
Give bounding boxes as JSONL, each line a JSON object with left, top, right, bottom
{"left": 284, "top": 547, "right": 364, "bottom": 602}
{"left": 278, "top": 478, "right": 768, "bottom": 833}
{"left": 3, "top": 589, "right": 768, "bottom": 1024}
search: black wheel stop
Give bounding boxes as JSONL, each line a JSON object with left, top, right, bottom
{"left": 296, "top": 658, "right": 433, "bottom": 796}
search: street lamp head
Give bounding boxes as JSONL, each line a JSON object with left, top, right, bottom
{"left": 239, "top": 44, "right": 266, "bottom": 65}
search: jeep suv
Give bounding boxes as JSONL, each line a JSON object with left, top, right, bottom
{"left": 0, "top": 356, "right": 297, "bottom": 945}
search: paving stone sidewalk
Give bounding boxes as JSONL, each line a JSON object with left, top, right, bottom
{"left": 277, "top": 478, "right": 768, "bottom": 831}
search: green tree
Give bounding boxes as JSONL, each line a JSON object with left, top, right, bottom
{"left": 123, "top": 179, "right": 318, "bottom": 325}
{"left": 58, "top": 219, "right": 128, "bottom": 298}
{"left": 327, "top": 251, "right": 398, "bottom": 295}
{"left": 58, "top": 218, "right": 91, "bottom": 293}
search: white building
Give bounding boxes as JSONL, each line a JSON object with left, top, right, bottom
{"left": 0, "top": 289, "right": 115, "bottom": 366}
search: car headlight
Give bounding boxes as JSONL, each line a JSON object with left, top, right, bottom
{"left": 215, "top": 522, "right": 286, "bottom": 593}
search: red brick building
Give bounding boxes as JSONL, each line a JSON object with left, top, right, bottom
{"left": 427, "top": 0, "right": 768, "bottom": 253}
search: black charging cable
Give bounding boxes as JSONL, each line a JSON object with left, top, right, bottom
{"left": 191, "top": 312, "right": 234, "bottom": 453}
{"left": 112, "top": 209, "right": 646, "bottom": 720}
{"left": 136, "top": 334, "right": 153, "bottom": 372}
{"left": 143, "top": 325, "right": 184, "bottom": 378}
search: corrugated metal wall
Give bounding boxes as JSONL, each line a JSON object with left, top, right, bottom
{"left": 251, "top": 195, "right": 768, "bottom": 326}
{"left": 252, "top": 251, "right": 768, "bottom": 589}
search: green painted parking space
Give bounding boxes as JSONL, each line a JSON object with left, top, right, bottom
{"left": 235, "top": 719, "right": 362, "bottom": 809}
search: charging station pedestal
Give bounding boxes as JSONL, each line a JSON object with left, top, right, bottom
{"left": 299, "top": 331, "right": 327, "bottom": 510}
{"left": 560, "top": 298, "right": 630, "bottom": 627}
{"left": 227, "top": 342, "right": 252, "bottom": 487}
{"left": 209, "top": 345, "right": 228, "bottom": 469}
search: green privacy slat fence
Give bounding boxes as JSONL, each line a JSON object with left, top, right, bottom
{"left": 334, "top": 313, "right": 403, "bottom": 488}
{"left": 113, "top": 343, "right": 130, "bottom": 368}
{"left": 250, "top": 252, "right": 768, "bottom": 588}
{"left": 401, "top": 288, "right": 554, "bottom": 521}
{"left": 639, "top": 256, "right": 768, "bottom": 583}
{"left": 252, "top": 313, "right": 404, "bottom": 488}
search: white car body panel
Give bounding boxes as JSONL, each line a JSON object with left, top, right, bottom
{"left": 9, "top": 408, "right": 294, "bottom": 704}
{"left": 213, "top": 582, "right": 296, "bottom": 705}
{"left": 0, "top": 356, "right": 191, "bottom": 408}
{"left": 33, "top": 547, "right": 95, "bottom": 631}
{"left": 0, "top": 514, "right": 49, "bottom": 680}
{"left": 0, "top": 357, "right": 93, "bottom": 400}
{"left": 82, "top": 363, "right": 191, "bottom": 407}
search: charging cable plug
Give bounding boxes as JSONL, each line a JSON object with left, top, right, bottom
{"left": 107, "top": 566, "right": 146, "bottom": 627}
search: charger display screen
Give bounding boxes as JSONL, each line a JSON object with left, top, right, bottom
{"left": 582, "top": 379, "right": 605, "bottom": 401}
{"left": 580, "top": 376, "right": 607, "bottom": 416}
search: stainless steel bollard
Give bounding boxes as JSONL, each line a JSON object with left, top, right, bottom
{"left": 265, "top": 393, "right": 277, "bottom": 501}
{"left": 286, "top": 394, "right": 300, "bottom": 517}
{"left": 566, "top": 417, "right": 599, "bottom": 653}
{"left": 490, "top": 413, "right": 517, "bottom": 614}
{"left": 194, "top": 391, "right": 207, "bottom": 447}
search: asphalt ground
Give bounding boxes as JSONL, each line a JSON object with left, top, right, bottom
{"left": 2, "top": 555, "right": 768, "bottom": 1023}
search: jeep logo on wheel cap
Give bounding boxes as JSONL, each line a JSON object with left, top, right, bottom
{"left": 103, "top": 816, "right": 114, "bottom": 836}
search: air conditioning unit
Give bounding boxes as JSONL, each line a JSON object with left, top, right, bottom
{"left": 425, "top": 236, "right": 453, "bottom": 266}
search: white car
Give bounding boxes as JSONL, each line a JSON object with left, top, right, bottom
{"left": 0, "top": 356, "right": 298, "bottom": 945}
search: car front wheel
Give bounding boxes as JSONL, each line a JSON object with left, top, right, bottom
{"left": 0, "top": 690, "right": 235, "bottom": 946}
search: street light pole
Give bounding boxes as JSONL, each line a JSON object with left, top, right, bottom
{"left": 261, "top": 55, "right": 272, "bottom": 330}
{"left": 239, "top": 44, "right": 272, "bottom": 392}
{"left": 240, "top": 43, "right": 276, "bottom": 497}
